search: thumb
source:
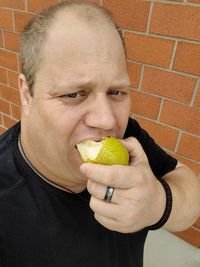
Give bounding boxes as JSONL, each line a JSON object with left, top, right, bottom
{"left": 120, "top": 137, "right": 148, "bottom": 166}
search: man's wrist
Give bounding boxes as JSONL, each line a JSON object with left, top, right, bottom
{"left": 148, "top": 179, "right": 173, "bottom": 231}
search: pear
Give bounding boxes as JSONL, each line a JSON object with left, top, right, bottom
{"left": 77, "top": 137, "right": 129, "bottom": 165}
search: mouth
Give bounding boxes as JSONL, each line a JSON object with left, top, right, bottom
{"left": 75, "top": 136, "right": 105, "bottom": 149}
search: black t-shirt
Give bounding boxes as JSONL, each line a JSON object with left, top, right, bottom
{"left": 0, "top": 119, "right": 177, "bottom": 267}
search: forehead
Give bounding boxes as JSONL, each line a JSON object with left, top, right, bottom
{"left": 35, "top": 10, "right": 129, "bottom": 92}
{"left": 43, "top": 10, "right": 124, "bottom": 60}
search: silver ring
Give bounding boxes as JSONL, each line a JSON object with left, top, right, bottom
{"left": 104, "top": 186, "right": 114, "bottom": 202}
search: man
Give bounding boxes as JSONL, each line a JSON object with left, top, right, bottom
{"left": 0, "top": 1, "right": 199, "bottom": 266}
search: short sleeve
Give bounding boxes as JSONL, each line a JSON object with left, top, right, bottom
{"left": 124, "top": 118, "right": 177, "bottom": 178}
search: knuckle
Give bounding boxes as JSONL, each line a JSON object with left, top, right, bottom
{"left": 136, "top": 173, "right": 145, "bottom": 187}
{"left": 138, "top": 179, "right": 145, "bottom": 188}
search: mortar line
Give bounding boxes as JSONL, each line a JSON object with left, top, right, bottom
{"left": 129, "top": 113, "right": 200, "bottom": 138}
{"left": 165, "top": 148, "right": 200, "bottom": 164}
{"left": 1, "top": 30, "right": 5, "bottom": 49}
{"left": 146, "top": 0, "right": 154, "bottom": 33}
{"left": 190, "top": 79, "right": 200, "bottom": 107}
{"left": 138, "top": 65, "right": 145, "bottom": 91}
{"left": 132, "top": 85, "right": 200, "bottom": 108}
{"left": 154, "top": 0, "right": 200, "bottom": 7}
{"left": 174, "top": 130, "right": 182, "bottom": 153}
{"left": 157, "top": 98, "right": 164, "bottom": 121}
{"left": 0, "top": 81, "right": 19, "bottom": 92}
{"left": 122, "top": 29, "right": 200, "bottom": 44}
{"left": 11, "top": 9, "right": 15, "bottom": 32}
{"left": 127, "top": 59, "right": 199, "bottom": 79}
{"left": 169, "top": 40, "right": 178, "bottom": 70}
{"left": 192, "top": 225, "right": 200, "bottom": 231}
{"left": 0, "top": 47, "right": 19, "bottom": 55}
{"left": 25, "top": 0, "right": 28, "bottom": 12}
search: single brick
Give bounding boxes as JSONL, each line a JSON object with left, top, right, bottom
{"left": 7, "top": 70, "right": 19, "bottom": 89}
{"left": 14, "top": 11, "right": 33, "bottom": 33}
{"left": 131, "top": 90, "right": 161, "bottom": 120}
{"left": 173, "top": 42, "right": 200, "bottom": 76}
{"left": 0, "top": 98, "right": 11, "bottom": 115}
{"left": 174, "top": 227, "right": 200, "bottom": 248}
{"left": 27, "top": 0, "right": 59, "bottom": 12}
{"left": 160, "top": 100, "right": 200, "bottom": 135}
{"left": 0, "top": 50, "right": 18, "bottom": 71}
{"left": 0, "top": 67, "right": 7, "bottom": 84}
{"left": 0, "top": 126, "right": 6, "bottom": 134}
{"left": 127, "top": 62, "right": 142, "bottom": 89}
{"left": 11, "top": 104, "right": 21, "bottom": 120}
{"left": 2, "top": 114, "right": 17, "bottom": 128}
{"left": 173, "top": 152, "right": 200, "bottom": 175}
{"left": 150, "top": 3, "right": 200, "bottom": 41}
{"left": 177, "top": 133, "right": 200, "bottom": 161}
{"left": 141, "top": 67, "right": 196, "bottom": 104}
{"left": 104, "top": 0, "right": 150, "bottom": 32}
{"left": 0, "top": 0, "right": 26, "bottom": 10}
{"left": 3, "top": 31, "right": 20, "bottom": 53}
{"left": 0, "top": 84, "right": 20, "bottom": 105}
{"left": 124, "top": 32, "right": 174, "bottom": 68}
{"left": 0, "top": 8, "right": 13, "bottom": 30}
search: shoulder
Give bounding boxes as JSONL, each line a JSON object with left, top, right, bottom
{"left": 124, "top": 117, "right": 150, "bottom": 143}
{"left": 0, "top": 123, "right": 24, "bottom": 200}
{"left": 124, "top": 118, "right": 177, "bottom": 177}
{"left": 124, "top": 117, "right": 141, "bottom": 138}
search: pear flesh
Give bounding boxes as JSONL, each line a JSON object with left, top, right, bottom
{"left": 77, "top": 140, "right": 103, "bottom": 162}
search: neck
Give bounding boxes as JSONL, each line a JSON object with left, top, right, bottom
{"left": 18, "top": 133, "right": 85, "bottom": 194}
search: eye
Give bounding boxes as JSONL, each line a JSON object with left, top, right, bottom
{"left": 109, "top": 90, "right": 122, "bottom": 96}
{"left": 67, "top": 92, "right": 79, "bottom": 98}
{"left": 59, "top": 90, "right": 88, "bottom": 103}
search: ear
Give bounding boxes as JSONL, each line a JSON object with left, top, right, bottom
{"left": 18, "top": 73, "right": 32, "bottom": 115}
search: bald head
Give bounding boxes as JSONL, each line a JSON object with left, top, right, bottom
{"left": 20, "top": 0, "right": 123, "bottom": 94}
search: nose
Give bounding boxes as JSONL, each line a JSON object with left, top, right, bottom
{"left": 84, "top": 95, "right": 116, "bottom": 131}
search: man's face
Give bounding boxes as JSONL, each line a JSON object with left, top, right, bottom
{"left": 21, "top": 13, "right": 131, "bottom": 191}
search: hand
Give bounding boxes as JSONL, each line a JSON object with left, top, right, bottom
{"left": 80, "top": 137, "right": 166, "bottom": 233}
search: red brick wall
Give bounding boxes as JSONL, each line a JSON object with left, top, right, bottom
{"left": 0, "top": 0, "right": 199, "bottom": 247}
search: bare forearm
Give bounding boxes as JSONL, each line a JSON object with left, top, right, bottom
{"left": 163, "top": 162, "right": 200, "bottom": 232}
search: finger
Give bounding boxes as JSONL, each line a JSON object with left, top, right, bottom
{"left": 87, "top": 180, "right": 122, "bottom": 204}
{"left": 94, "top": 213, "right": 133, "bottom": 233}
{"left": 81, "top": 163, "right": 137, "bottom": 189}
{"left": 89, "top": 196, "right": 119, "bottom": 220}
{"left": 120, "top": 137, "right": 148, "bottom": 166}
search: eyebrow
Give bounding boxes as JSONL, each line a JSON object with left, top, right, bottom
{"left": 50, "top": 79, "right": 131, "bottom": 94}
{"left": 109, "top": 80, "right": 132, "bottom": 90}
{"left": 49, "top": 81, "right": 95, "bottom": 94}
